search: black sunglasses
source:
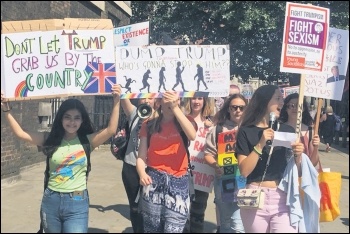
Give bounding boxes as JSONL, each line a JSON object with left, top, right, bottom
{"left": 286, "top": 103, "right": 298, "bottom": 109}
{"left": 230, "top": 105, "right": 245, "bottom": 111}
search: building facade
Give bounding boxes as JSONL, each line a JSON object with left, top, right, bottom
{"left": 1, "top": 1, "right": 131, "bottom": 180}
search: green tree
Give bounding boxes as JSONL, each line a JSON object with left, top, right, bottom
{"left": 131, "top": 1, "right": 349, "bottom": 83}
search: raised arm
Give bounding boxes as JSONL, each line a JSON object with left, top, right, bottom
{"left": 89, "top": 84, "right": 121, "bottom": 149}
{"left": 163, "top": 91, "right": 196, "bottom": 140}
{"left": 121, "top": 95, "right": 136, "bottom": 117}
{"left": 1, "top": 91, "right": 45, "bottom": 146}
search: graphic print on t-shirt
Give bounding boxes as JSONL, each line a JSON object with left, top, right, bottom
{"left": 53, "top": 150, "right": 86, "bottom": 183}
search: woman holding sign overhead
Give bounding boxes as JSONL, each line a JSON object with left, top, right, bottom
{"left": 136, "top": 91, "right": 197, "bottom": 233}
{"left": 1, "top": 85, "right": 121, "bottom": 233}
{"left": 204, "top": 94, "right": 247, "bottom": 233}
{"left": 235, "top": 85, "right": 304, "bottom": 233}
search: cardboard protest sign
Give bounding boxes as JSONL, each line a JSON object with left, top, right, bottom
{"left": 1, "top": 18, "right": 115, "bottom": 101}
{"left": 115, "top": 45, "right": 230, "bottom": 98}
{"left": 113, "top": 21, "right": 149, "bottom": 47}
{"left": 189, "top": 122, "right": 215, "bottom": 193}
{"left": 304, "top": 27, "right": 349, "bottom": 100}
{"left": 280, "top": 2, "right": 330, "bottom": 75}
{"left": 217, "top": 130, "right": 237, "bottom": 167}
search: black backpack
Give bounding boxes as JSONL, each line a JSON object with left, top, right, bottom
{"left": 110, "top": 114, "right": 140, "bottom": 161}
{"left": 37, "top": 134, "right": 91, "bottom": 233}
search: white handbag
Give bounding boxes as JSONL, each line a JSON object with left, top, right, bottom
{"left": 237, "top": 188, "right": 265, "bottom": 209}
{"left": 237, "top": 146, "right": 274, "bottom": 210}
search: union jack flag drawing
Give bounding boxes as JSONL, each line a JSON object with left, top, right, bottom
{"left": 83, "top": 62, "right": 116, "bottom": 93}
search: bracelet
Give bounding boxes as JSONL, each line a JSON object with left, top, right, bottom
{"left": 253, "top": 146, "right": 262, "bottom": 155}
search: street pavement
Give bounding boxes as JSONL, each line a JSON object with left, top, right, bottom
{"left": 1, "top": 142, "right": 349, "bottom": 233}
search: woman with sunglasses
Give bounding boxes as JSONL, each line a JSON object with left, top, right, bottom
{"left": 279, "top": 93, "right": 320, "bottom": 166}
{"left": 204, "top": 94, "right": 247, "bottom": 233}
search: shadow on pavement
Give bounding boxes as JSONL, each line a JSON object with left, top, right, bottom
{"left": 203, "top": 220, "right": 217, "bottom": 233}
{"left": 89, "top": 204, "right": 130, "bottom": 220}
{"left": 121, "top": 227, "right": 134, "bottom": 233}
{"left": 88, "top": 227, "right": 109, "bottom": 233}
{"left": 340, "top": 218, "right": 349, "bottom": 226}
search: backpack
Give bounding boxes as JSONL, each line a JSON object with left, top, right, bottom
{"left": 110, "top": 119, "right": 131, "bottom": 161}
{"left": 38, "top": 134, "right": 91, "bottom": 233}
{"left": 111, "top": 104, "right": 152, "bottom": 161}
{"left": 334, "top": 114, "right": 342, "bottom": 131}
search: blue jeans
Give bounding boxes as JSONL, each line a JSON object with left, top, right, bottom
{"left": 214, "top": 177, "right": 245, "bottom": 233}
{"left": 40, "top": 188, "right": 89, "bottom": 233}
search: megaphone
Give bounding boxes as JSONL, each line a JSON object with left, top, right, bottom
{"left": 137, "top": 103, "right": 152, "bottom": 119}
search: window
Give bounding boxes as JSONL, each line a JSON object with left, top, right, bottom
{"left": 108, "top": 13, "right": 120, "bottom": 28}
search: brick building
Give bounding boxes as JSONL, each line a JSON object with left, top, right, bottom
{"left": 1, "top": 1, "right": 131, "bottom": 180}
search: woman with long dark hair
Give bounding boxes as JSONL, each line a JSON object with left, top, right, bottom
{"left": 1, "top": 85, "right": 121, "bottom": 233}
{"left": 235, "top": 85, "right": 304, "bottom": 233}
{"left": 204, "top": 94, "right": 247, "bottom": 233}
{"left": 279, "top": 93, "right": 320, "bottom": 166}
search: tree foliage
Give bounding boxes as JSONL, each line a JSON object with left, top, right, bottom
{"left": 131, "top": 1, "right": 349, "bottom": 83}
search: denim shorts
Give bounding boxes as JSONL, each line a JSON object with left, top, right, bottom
{"left": 40, "top": 188, "right": 89, "bottom": 233}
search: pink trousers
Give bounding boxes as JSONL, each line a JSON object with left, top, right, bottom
{"left": 240, "top": 184, "right": 298, "bottom": 233}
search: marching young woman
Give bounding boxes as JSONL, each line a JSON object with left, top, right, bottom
{"left": 136, "top": 91, "right": 197, "bottom": 233}
{"left": 1, "top": 86, "right": 121, "bottom": 233}
{"left": 204, "top": 94, "right": 247, "bottom": 233}
{"left": 118, "top": 88, "right": 157, "bottom": 233}
{"left": 183, "top": 97, "right": 215, "bottom": 233}
{"left": 235, "top": 85, "right": 304, "bottom": 233}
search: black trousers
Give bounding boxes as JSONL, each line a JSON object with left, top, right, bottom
{"left": 122, "top": 162, "right": 143, "bottom": 233}
{"left": 184, "top": 189, "right": 209, "bottom": 233}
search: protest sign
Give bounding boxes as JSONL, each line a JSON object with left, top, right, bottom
{"left": 189, "top": 122, "right": 215, "bottom": 193}
{"left": 280, "top": 2, "right": 330, "bottom": 75}
{"left": 115, "top": 45, "right": 230, "bottom": 98}
{"left": 217, "top": 130, "right": 237, "bottom": 167}
{"left": 281, "top": 85, "right": 300, "bottom": 98}
{"left": 113, "top": 21, "right": 149, "bottom": 47}
{"left": 304, "top": 27, "right": 349, "bottom": 100}
{"left": 241, "top": 84, "right": 253, "bottom": 100}
{"left": 1, "top": 18, "right": 115, "bottom": 101}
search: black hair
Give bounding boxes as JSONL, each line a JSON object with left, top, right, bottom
{"left": 279, "top": 93, "right": 314, "bottom": 126}
{"left": 42, "top": 98, "right": 94, "bottom": 157}
{"left": 240, "top": 85, "right": 279, "bottom": 127}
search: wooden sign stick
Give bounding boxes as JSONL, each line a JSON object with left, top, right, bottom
{"left": 295, "top": 74, "right": 306, "bottom": 139}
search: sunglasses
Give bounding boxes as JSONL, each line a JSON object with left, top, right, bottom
{"left": 230, "top": 105, "right": 245, "bottom": 111}
{"left": 286, "top": 103, "right": 298, "bottom": 109}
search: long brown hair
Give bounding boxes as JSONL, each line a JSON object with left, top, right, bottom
{"left": 216, "top": 94, "right": 247, "bottom": 125}
{"left": 240, "top": 85, "right": 279, "bottom": 127}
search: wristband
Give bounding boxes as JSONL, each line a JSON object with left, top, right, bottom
{"left": 253, "top": 146, "right": 262, "bottom": 155}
